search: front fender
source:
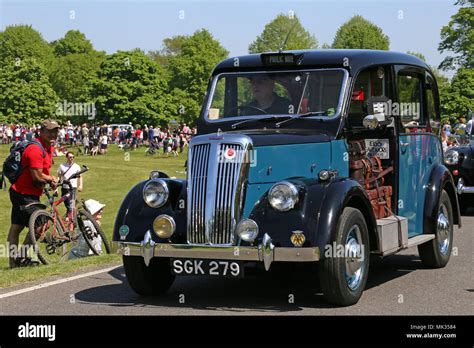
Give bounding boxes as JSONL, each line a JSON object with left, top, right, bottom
{"left": 113, "top": 179, "right": 187, "bottom": 243}
{"left": 248, "top": 178, "right": 377, "bottom": 256}
{"left": 424, "top": 163, "right": 461, "bottom": 234}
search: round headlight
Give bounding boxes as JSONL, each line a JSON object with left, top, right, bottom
{"left": 143, "top": 179, "right": 169, "bottom": 208}
{"left": 236, "top": 218, "right": 259, "bottom": 242}
{"left": 268, "top": 181, "right": 299, "bottom": 212}
{"left": 153, "top": 214, "right": 176, "bottom": 239}
{"left": 444, "top": 150, "right": 459, "bottom": 165}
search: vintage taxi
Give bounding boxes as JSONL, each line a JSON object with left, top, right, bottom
{"left": 113, "top": 50, "right": 461, "bottom": 306}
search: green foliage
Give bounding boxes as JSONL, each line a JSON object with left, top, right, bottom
{"left": 0, "top": 25, "right": 54, "bottom": 69}
{"left": 248, "top": 13, "right": 317, "bottom": 53}
{"left": 442, "top": 68, "right": 474, "bottom": 118}
{"left": 50, "top": 52, "right": 105, "bottom": 102}
{"left": 0, "top": 58, "right": 58, "bottom": 124}
{"left": 166, "top": 29, "right": 229, "bottom": 124}
{"left": 90, "top": 49, "right": 170, "bottom": 125}
{"left": 148, "top": 35, "right": 188, "bottom": 68}
{"left": 438, "top": 0, "right": 474, "bottom": 71}
{"left": 332, "top": 15, "right": 389, "bottom": 50}
{"left": 51, "top": 30, "right": 95, "bottom": 56}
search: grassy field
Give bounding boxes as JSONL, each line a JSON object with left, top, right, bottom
{"left": 0, "top": 143, "right": 187, "bottom": 288}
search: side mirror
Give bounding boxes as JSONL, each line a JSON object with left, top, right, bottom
{"left": 363, "top": 115, "right": 380, "bottom": 130}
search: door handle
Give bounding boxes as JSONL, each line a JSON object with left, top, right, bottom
{"left": 400, "top": 142, "right": 409, "bottom": 153}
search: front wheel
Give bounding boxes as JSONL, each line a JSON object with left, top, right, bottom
{"left": 77, "top": 209, "right": 111, "bottom": 255}
{"left": 318, "top": 207, "right": 370, "bottom": 306}
{"left": 123, "top": 256, "right": 175, "bottom": 296}
{"left": 418, "top": 190, "right": 453, "bottom": 268}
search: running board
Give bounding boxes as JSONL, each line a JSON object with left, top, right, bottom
{"left": 376, "top": 215, "right": 408, "bottom": 256}
{"left": 406, "top": 234, "right": 435, "bottom": 248}
{"left": 376, "top": 215, "right": 436, "bottom": 256}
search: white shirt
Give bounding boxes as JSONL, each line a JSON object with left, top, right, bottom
{"left": 100, "top": 135, "right": 108, "bottom": 145}
{"left": 58, "top": 163, "right": 81, "bottom": 188}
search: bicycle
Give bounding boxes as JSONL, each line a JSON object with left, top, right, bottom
{"left": 27, "top": 165, "right": 111, "bottom": 264}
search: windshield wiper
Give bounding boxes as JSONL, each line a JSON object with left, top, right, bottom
{"left": 275, "top": 111, "right": 327, "bottom": 128}
{"left": 231, "top": 116, "right": 284, "bottom": 130}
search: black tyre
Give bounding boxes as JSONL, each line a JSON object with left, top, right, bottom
{"left": 123, "top": 256, "right": 175, "bottom": 296}
{"left": 77, "top": 209, "right": 111, "bottom": 255}
{"left": 418, "top": 190, "right": 453, "bottom": 268}
{"left": 318, "top": 207, "right": 370, "bottom": 306}
{"left": 28, "top": 209, "right": 71, "bottom": 265}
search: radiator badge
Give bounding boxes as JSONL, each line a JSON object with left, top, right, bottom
{"left": 119, "top": 225, "right": 130, "bottom": 240}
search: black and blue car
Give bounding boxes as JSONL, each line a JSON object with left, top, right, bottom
{"left": 113, "top": 50, "right": 461, "bottom": 306}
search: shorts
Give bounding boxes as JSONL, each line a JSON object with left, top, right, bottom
{"left": 9, "top": 188, "right": 41, "bottom": 226}
{"left": 100, "top": 144, "right": 108, "bottom": 150}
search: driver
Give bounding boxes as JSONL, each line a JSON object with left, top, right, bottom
{"left": 241, "top": 74, "right": 292, "bottom": 115}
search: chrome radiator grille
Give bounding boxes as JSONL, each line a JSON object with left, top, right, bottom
{"left": 187, "top": 135, "right": 251, "bottom": 246}
{"left": 188, "top": 143, "right": 210, "bottom": 244}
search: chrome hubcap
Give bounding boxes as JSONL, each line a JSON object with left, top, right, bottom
{"left": 345, "top": 225, "right": 365, "bottom": 291}
{"left": 437, "top": 204, "right": 450, "bottom": 255}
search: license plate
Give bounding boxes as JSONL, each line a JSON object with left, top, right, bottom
{"left": 170, "top": 259, "right": 243, "bottom": 278}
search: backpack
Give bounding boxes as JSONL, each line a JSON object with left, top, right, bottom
{"left": 1, "top": 140, "right": 46, "bottom": 189}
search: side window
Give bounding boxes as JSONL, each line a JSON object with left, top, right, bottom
{"left": 426, "top": 73, "right": 440, "bottom": 134}
{"left": 397, "top": 69, "right": 425, "bottom": 128}
{"left": 348, "top": 66, "right": 392, "bottom": 128}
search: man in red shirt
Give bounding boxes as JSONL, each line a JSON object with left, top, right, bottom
{"left": 8, "top": 119, "right": 59, "bottom": 268}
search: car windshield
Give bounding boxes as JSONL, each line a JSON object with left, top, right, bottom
{"left": 206, "top": 69, "right": 347, "bottom": 121}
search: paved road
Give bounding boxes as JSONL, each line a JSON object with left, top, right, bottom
{"left": 0, "top": 216, "right": 472, "bottom": 316}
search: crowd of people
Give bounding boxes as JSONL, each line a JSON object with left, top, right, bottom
{"left": 440, "top": 116, "right": 473, "bottom": 153}
{"left": 0, "top": 121, "right": 197, "bottom": 157}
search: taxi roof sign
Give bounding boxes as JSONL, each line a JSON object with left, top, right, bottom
{"left": 260, "top": 53, "right": 303, "bottom": 66}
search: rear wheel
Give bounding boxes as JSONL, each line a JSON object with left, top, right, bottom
{"left": 318, "top": 207, "right": 370, "bottom": 306}
{"left": 28, "top": 210, "right": 73, "bottom": 265}
{"left": 123, "top": 256, "right": 175, "bottom": 296}
{"left": 418, "top": 190, "right": 453, "bottom": 268}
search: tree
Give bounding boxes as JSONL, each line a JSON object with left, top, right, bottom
{"left": 51, "top": 30, "right": 95, "bottom": 56}
{"left": 332, "top": 15, "right": 390, "bottom": 50}
{"left": 90, "top": 49, "right": 170, "bottom": 125}
{"left": 442, "top": 68, "right": 474, "bottom": 118}
{"left": 49, "top": 52, "right": 105, "bottom": 102}
{"left": 166, "top": 29, "right": 229, "bottom": 124}
{"left": 0, "top": 58, "right": 58, "bottom": 124}
{"left": 148, "top": 35, "right": 188, "bottom": 67}
{"left": 438, "top": 0, "right": 474, "bottom": 71}
{"left": 0, "top": 25, "right": 54, "bottom": 68}
{"left": 249, "top": 13, "right": 317, "bottom": 53}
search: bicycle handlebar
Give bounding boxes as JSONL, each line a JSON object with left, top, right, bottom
{"left": 44, "top": 165, "right": 89, "bottom": 193}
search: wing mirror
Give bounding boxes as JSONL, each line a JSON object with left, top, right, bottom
{"left": 363, "top": 97, "right": 392, "bottom": 129}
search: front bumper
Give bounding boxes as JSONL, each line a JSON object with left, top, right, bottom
{"left": 113, "top": 231, "right": 320, "bottom": 271}
{"left": 457, "top": 178, "right": 474, "bottom": 194}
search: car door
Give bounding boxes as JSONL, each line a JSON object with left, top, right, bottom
{"left": 397, "top": 66, "right": 442, "bottom": 237}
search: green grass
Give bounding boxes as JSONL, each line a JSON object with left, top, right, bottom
{"left": 0, "top": 144, "right": 187, "bottom": 288}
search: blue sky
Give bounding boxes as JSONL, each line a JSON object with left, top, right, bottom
{"left": 0, "top": 0, "right": 459, "bottom": 76}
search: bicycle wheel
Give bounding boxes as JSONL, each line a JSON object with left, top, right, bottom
{"left": 28, "top": 210, "right": 76, "bottom": 265}
{"left": 77, "top": 209, "right": 111, "bottom": 255}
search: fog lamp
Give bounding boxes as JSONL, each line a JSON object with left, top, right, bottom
{"left": 153, "top": 214, "right": 176, "bottom": 239}
{"left": 236, "top": 218, "right": 259, "bottom": 242}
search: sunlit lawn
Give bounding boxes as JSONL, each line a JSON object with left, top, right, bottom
{"left": 0, "top": 144, "right": 187, "bottom": 288}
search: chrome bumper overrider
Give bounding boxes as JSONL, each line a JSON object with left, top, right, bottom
{"left": 113, "top": 231, "right": 320, "bottom": 271}
{"left": 457, "top": 178, "right": 474, "bottom": 194}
